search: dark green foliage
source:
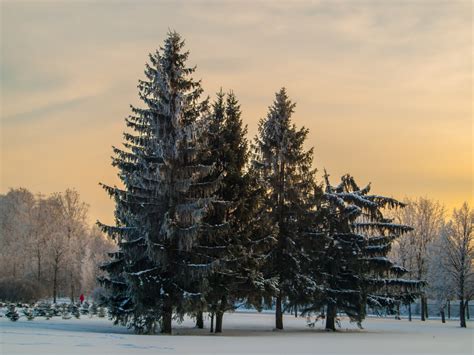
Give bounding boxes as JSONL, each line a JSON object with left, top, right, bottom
{"left": 306, "top": 173, "right": 422, "bottom": 330}
{"left": 34, "top": 302, "right": 54, "bottom": 319}
{"left": 80, "top": 301, "right": 90, "bottom": 315}
{"left": 71, "top": 303, "right": 80, "bottom": 319}
{"left": 6, "top": 304, "right": 19, "bottom": 321}
{"left": 60, "top": 303, "right": 71, "bottom": 319}
{"left": 98, "top": 306, "right": 107, "bottom": 318}
{"left": 22, "top": 306, "right": 35, "bottom": 320}
{"left": 198, "top": 91, "right": 275, "bottom": 332}
{"left": 252, "top": 88, "right": 318, "bottom": 329}
{"left": 96, "top": 32, "right": 420, "bottom": 335}
{"left": 90, "top": 303, "right": 98, "bottom": 316}
{"left": 99, "top": 31, "right": 218, "bottom": 334}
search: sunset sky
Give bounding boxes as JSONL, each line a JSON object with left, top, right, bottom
{"left": 1, "top": 1, "right": 472, "bottom": 224}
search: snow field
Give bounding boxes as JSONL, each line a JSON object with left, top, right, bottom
{"left": 1, "top": 312, "right": 472, "bottom": 355}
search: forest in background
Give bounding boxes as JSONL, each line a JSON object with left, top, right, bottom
{"left": 0, "top": 188, "right": 115, "bottom": 303}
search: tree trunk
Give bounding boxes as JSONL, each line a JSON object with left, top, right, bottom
{"left": 146, "top": 319, "right": 156, "bottom": 334}
{"left": 294, "top": 305, "right": 298, "bottom": 318}
{"left": 275, "top": 294, "right": 283, "bottom": 330}
{"left": 326, "top": 303, "right": 336, "bottom": 331}
{"left": 37, "top": 252, "right": 41, "bottom": 282}
{"left": 53, "top": 265, "right": 58, "bottom": 303}
{"left": 210, "top": 312, "right": 214, "bottom": 333}
{"left": 424, "top": 297, "right": 429, "bottom": 319}
{"left": 215, "top": 311, "right": 224, "bottom": 333}
{"left": 440, "top": 309, "right": 445, "bottom": 323}
{"left": 447, "top": 300, "right": 451, "bottom": 319}
{"left": 460, "top": 298, "right": 466, "bottom": 328}
{"left": 420, "top": 297, "right": 426, "bottom": 321}
{"left": 196, "top": 311, "right": 204, "bottom": 329}
{"left": 408, "top": 302, "right": 412, "bottom": 322}
{"left": 161, "top": 303, "right": 172, "bottom": 334}
{"left": 70, "top": 277, "right": 75, "bottom": 303}
{"left": 466, "top": 300, "right": 470, "bottom": 320}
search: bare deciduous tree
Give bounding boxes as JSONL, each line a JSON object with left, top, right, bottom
{"left": 442, "top": 203, "right": 473, "bottom": 328}
{"left": 393, "top": 197, "right": 445, "bottom": 321}
{"left": 0, "top": 188, "right": 115, "bottom": 303}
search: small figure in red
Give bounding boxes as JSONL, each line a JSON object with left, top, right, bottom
{"left": 79, "top": 294, "right": 85, "bottom": 304}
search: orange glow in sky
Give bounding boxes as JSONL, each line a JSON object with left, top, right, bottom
{"left": 1, "top": 1, "right": 472, "bottom": 224}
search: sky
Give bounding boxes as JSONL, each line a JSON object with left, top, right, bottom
{"left": 1, "top": 0, "right": 472, "bottom": 224}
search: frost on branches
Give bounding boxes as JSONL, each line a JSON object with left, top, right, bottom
{"left": 252, "top": 88, "right": 318, "bottom": 330}
{"left": 305, "top": 173, "right": 423, "bottom": 331}
{"left": 98, "top": 31, "right": 220, "bottom": 334}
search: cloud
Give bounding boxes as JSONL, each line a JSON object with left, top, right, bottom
{"left": 1, "top": 0, "right": 471, "bottom": 224}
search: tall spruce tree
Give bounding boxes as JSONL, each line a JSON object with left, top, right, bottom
{"left": 98, "top": 31, "right": 220, "bottom": 334}
{"left": 310, "top": 173, "right": 422, "bottom": 331}
{"left": 253, "top": 88, "right": 317, "bottom": 330}
{"left": 199, "top": 90, "right": 275, "bottom": 333}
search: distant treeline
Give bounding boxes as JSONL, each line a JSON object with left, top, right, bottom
{"left": 0, "top": 188, "right": 115, "bottom": 303}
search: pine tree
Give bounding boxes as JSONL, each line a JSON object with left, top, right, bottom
{"left": 61, "top": 303, "right": 72, "bottom": 319}
{"left": 5, "top": 304, "right": 19, "bottom": 321}
{"left": 80, "top": 301, "right": 90, "bottom": 315}
{"left": 90, "top": 303, "right": 98, "bottom": 316}
{"left": 72, "top": 303, "right": 80, "bottom": 319}
{"left": 98, "top": 31, "right": 219, "bottom": 334}
{"left": 23, "top": 306, "right": 35, "bottom": 320}
{"left": 198, "top": 91, "right": 275, "bottom": 333}
{"left": 97, "top": 306, "right": 107, "bottom": 318}
{"left": 312, "top": 173, "right": 422, "bottom": 331}
{"left": 252, "top": 88, "right": 317, "bottom": 330}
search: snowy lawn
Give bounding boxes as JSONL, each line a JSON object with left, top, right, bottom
{"left": 1, "top": 312, "right": 472, "bottom": 355}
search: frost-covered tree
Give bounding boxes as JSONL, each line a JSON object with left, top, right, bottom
{"left": 311, "top": 174, "right": 421, "bottom": 331}
{"left": 442, "top": 203, "right": 473, "bottom": 328}
{"left": 0, "top": 188, "right": 103, "bottom": 303}
{"left": 81, "top": 226, "right": 116, "bottom": 296}
{"left": 99, "top": 31, "right": 219, "bottom": 334}
{"left": 0, "top": 189, "right": 36, "bottom": 280}
{"left": 394, "top": 198, "right": 445, "bottom": 321}
{"left": 199, "top": 91, "right": 275, "bottom": 333}
{"left": 252, "top": 88, "right": 317, "bottom": 330}
{"left": 57, "top": 189, "right": 89, "bottom": 303}
{"left": 426, "top": 228, "right": 455, "bottom": 323}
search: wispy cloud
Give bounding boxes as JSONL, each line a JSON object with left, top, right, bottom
{"left": 1, "top": 0, "right": 471, "bottom": 223}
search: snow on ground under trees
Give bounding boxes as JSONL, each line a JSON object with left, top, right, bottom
{"left": 1, "top": 312, "right": 472, "bottom": 355}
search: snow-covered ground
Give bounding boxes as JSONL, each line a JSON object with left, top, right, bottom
{"left": 1, "top": 312, "right": 472, "bottom": 355}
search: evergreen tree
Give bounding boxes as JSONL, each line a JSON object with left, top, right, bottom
{"left": 5, "top": 304, "right": 19, "bottom": 321}
{"left": 22, "top": 306, "right": 35, "bottom": 320}
{"left": 61, "top": 303, "right": 72, "bottom": 319}
{"left": 310, "top": 173, "right": 422, "bottom": 331}
{"left": 199, "top": 91, "right": 275, "bottom": 333}
{"left": 90, "top": 303, "right": 98, "bottom": 316}
{"left": 97, "top": 306, "right": 107, "bottom": 318}
{"left": 252, "top": 88, "right": 317, "bottom": 330}
{"left": 99, "top": 31, "right": 219, "bottom": 334}
{"left": 80, "top": 301, "right": 90, "bottom": 316}
{"left": 72, "top": 304, "right": 81, "bottom": 319}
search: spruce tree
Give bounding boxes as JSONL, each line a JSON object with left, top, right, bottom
{"left": 196, "top": 90, "right": 275, "bottom": 333}
{"left": 311, "top": 173, "right": 422, "bottom": 330}
{"left": 252, "top": 88, "right": 317, "bottom": 330}
{"left": 99, "top": 31, "right": 219, "bottom": 334}
{"left": 5, "top": 304, "right": 19, "bottom": 321}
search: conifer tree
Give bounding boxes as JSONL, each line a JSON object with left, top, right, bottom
{"left": 99, "top": 31, "right": 219, "bottom": 334}
{"left": 198, "top": 90, "right": 275, "bottom": 333}
{"left": 5, "top": 304, "right": 19, "bottom": 321}
{"left": 252, "top": 88, "right": 317, "bottom": 330}
{"left": 310, "top": 173, "right": 422, "bottom": 331}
